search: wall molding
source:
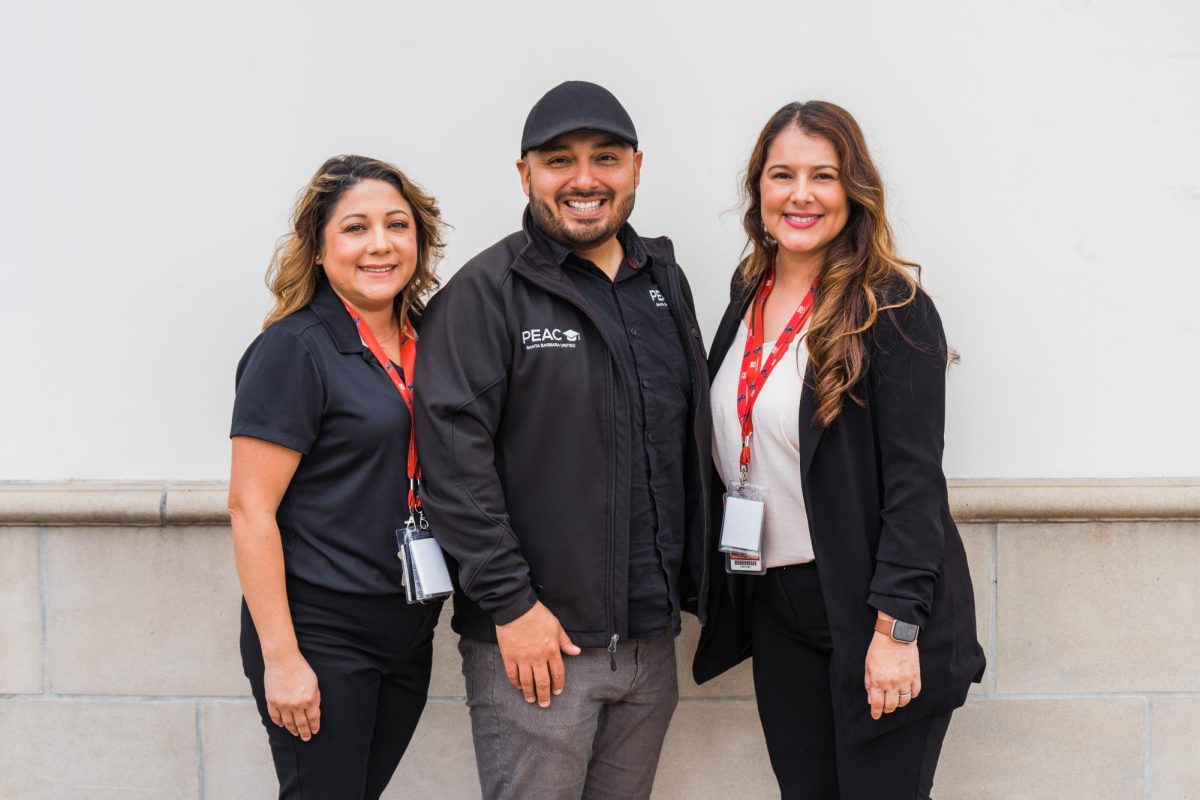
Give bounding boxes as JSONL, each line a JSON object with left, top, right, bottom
{"left": 1, "top": 479, "right": 1198, "bottom": 526}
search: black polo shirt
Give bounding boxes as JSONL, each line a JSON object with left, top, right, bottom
{"left": 231, "top": 279, "right": 412, "bottom": 595}
{"left": 531, "top": 220, "right": 690, "bottom": 638}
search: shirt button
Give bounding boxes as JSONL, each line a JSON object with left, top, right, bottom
{"left": 641, "top": 379, "right": 651, "bottom": 389}
{"left": 647, "top": 432, "right": 657, "bottom": 442}
{"left": 629, "top": 326, "right": 638, "bottom": 336}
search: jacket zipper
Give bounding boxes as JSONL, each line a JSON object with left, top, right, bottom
{"left": 605, "top": 362, "right": 619, "bottom": 669}
{"left": 512, "top": 250, "right": 625, "bottom": 657}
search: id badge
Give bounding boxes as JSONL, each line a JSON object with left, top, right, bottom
{"left": 719, "top": 483, "right": 768, "bottom": 576}
{"left": 726, "top": 549, "right": 766, "bottom": 575}
{"left": 395, "top": 517, "right": 454, "bottom": 604}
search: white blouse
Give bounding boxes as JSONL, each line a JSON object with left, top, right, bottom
{"left": 711, "top": 321, "right": 814, "bottom": 568}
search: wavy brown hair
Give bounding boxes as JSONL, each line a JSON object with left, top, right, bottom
{"left": 263, "top": 155, "right": 447, "bottom": 330}
{"left": 740, "top": 101, "right": 921, "bottom": 426}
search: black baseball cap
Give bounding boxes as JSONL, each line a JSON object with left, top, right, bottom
{"left": 520, "top": 81, "right": 638, "bottom": 155}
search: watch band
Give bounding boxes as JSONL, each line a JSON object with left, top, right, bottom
{"left": 874, "top": 617, "right": 919, "bottom": 643}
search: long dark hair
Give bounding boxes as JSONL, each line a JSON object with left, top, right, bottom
{"left": 263, "top": 155, "right": 447, "bottom": 329}
{"left": 740, "top": 101, "right": 920, "bottom": 426}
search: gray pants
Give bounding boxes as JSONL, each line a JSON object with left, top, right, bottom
{"left": 459, "top": 635, "right": 679, "bottom": 800}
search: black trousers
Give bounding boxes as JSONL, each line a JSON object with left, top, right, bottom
{"left": 240, "top": 577, "right": 442, "bottom": 800}
{"left": 751, "top": 563, "right": 952, "bottom": 800}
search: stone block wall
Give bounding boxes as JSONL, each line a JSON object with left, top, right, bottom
{"left": 2, "top": 481, "right": 1198, "bottom": 799}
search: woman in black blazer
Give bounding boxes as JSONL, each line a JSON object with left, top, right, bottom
{"left": 694, "top": 102, "right": 985, "bottom": 799}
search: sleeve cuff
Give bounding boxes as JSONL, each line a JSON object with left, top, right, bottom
{"left": 230, "top": 425, "right": 314, "bottom": 456}
{"left": 488, "top": 588, "right": 539, "bottom": 627}
{"left": 867, "top": 593, "right": 929, "bottom": 630}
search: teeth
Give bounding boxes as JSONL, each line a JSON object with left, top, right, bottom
{"left": 361, "top": 266, "right": 394, "bottom": 273}
{"left": 787, "top": 215, "right": 819, "bottom": 223}
{"left": 567, "top": 200, "right": 602, "bottom": 210}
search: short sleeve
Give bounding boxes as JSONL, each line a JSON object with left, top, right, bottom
{"left": 231, "top": 326, "right": 325, "bottom": 454}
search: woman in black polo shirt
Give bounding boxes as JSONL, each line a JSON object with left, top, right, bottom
{"left": 228, "top": 154, "right": 446, "bottom": 798}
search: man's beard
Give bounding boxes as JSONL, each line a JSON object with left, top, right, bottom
{"left": 530, "top": 191, "right": 636, "bottom": 251}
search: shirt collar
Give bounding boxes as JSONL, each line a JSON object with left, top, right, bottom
{"left": 308, "top": 277, "right": 366, "bottom": 354}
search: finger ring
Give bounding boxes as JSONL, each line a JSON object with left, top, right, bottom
{"left": 899, "top": 692, "right": 911, "bottom": 698}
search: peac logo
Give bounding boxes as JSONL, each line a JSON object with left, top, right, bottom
{"left": 522, "top": 327, "right": 582, "bottom": 351}
{"left": 648, "top": 288, "right": 668, "bottom": 309}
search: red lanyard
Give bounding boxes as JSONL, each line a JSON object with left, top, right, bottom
{"left": 341, "top": 300, "right": 421, "bottom": 511}
{"left": 736, "top": 271, "right": 818, "bottom": 483}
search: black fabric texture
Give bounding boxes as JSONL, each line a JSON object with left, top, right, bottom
{"left": 240, "top": 578, "right": 441, "bottom": 798}
{"left": 231, "top": 279, "right": 414, "bottom": 595}
{"left": 414, "top": 208, "right": 712, "bottom": 648}
{"left": 520, "top": 80, "right": 638, "bottom": 154}
{"left": 530, "top": 221, "right": 690, "bottom": 639}
{"left": 693, "top": 271, "right": 985, "bottom": 745}
{"left": 751, "top": 566, "right": 950, "bottom": 799}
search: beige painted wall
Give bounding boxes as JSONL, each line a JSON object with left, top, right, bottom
{"left": 2, "top": 482, "right": 1199, "bottom": 799}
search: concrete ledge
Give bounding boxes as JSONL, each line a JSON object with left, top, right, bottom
{"left": 3, "top": 479, "right": 1199, "bottom": 526}
{"left": 948, "top": 478, "right": 1200, "bottom": 521}
{"left": 162, "top": 484, "right": 228, "bottom": 525}
{"left": 0, "top": 483, "right": 165, "bottom": 526}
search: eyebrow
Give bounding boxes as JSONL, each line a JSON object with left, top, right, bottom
{"left": 767, "top": 163, "right": 840, "bottom": 171}
{"left": 538, "top": 138, "right": 626, "bottom": 155}
{"left": 338, "top": 209, "right": 410, "bottom": 223}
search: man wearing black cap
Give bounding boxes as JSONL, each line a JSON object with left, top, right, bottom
{"left": 415, "top": 81, "right": 712, "bottom": 798}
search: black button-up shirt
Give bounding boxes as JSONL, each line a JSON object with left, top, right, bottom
{"left": 531, "top": 220, "right": 690, "bottom": 638}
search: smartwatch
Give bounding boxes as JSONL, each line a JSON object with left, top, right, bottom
{"left": 874, "top": 617, "right": 919, "bottom": 644}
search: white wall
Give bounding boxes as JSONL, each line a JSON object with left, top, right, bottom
{"left": 3, "top": 0, "right": 1198, "bottom": 480}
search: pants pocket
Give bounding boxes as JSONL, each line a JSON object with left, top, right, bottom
{"left": 405, "top": 601, "right": 443, "bottom": 650}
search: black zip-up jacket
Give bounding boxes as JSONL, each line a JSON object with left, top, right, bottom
{"left": 414, "top": 210, "right": 712, "bottom": 649}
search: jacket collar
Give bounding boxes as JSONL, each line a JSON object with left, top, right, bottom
{"left": 308, "top": 277, "right": 365, "bottom": 355}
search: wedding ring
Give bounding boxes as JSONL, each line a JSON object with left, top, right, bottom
{"left": 898, "top": 692, "right": 911, "bottom": 698}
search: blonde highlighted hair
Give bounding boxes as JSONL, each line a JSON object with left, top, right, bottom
{"left": 263, "top": 155, "right": 446, "bottom": 329}
{"left": 740, "top": 101, "right": 925, "bottom": 427}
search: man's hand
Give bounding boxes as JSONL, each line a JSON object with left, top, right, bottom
{"left": 864, "top": 614, "right": 922, "bottom": 721}
{"left": 495, "top": 601, "right": 581, "bottom": 708}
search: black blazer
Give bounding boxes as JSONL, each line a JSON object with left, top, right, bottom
{"left": 692, "top": 273, "right": 986, "bottom": 745}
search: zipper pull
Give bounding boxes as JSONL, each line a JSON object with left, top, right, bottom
{"left": 608, "top": 634, "right": 619, "bottom": 671}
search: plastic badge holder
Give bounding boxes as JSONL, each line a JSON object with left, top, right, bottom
{"left": 396, "top": 522, "right": 454, "bottom": 604}
{"left": 719, "top": 486, "right": 768, "bottom": 576}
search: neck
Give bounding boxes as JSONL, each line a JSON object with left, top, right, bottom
{"left": 575, "top": 236, "right": 624, "bottom": 281}
{"left": 773, "top": 248, "right": 823, "bottom": 291}
{"left": 337, "top": 293, "right": 398, "bottom": 338}
{"left": 360, "top": 307, "right": 399, "bottom": 338}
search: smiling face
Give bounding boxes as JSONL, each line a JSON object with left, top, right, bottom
{"left": 517, "top": 130, "right": 642, "bottom": 251}
{"left": 759, "top": 126, "right": 850, "bottom": 269}
{"left": 316, "top": 179, "right": 418, "bottom": 314}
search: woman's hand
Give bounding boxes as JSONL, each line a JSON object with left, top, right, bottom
{"left": 864, "top": 617, "right": 921, "bottom": 720}
{"left": 264, "top": 650, "right": 321, "bottom": 741}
